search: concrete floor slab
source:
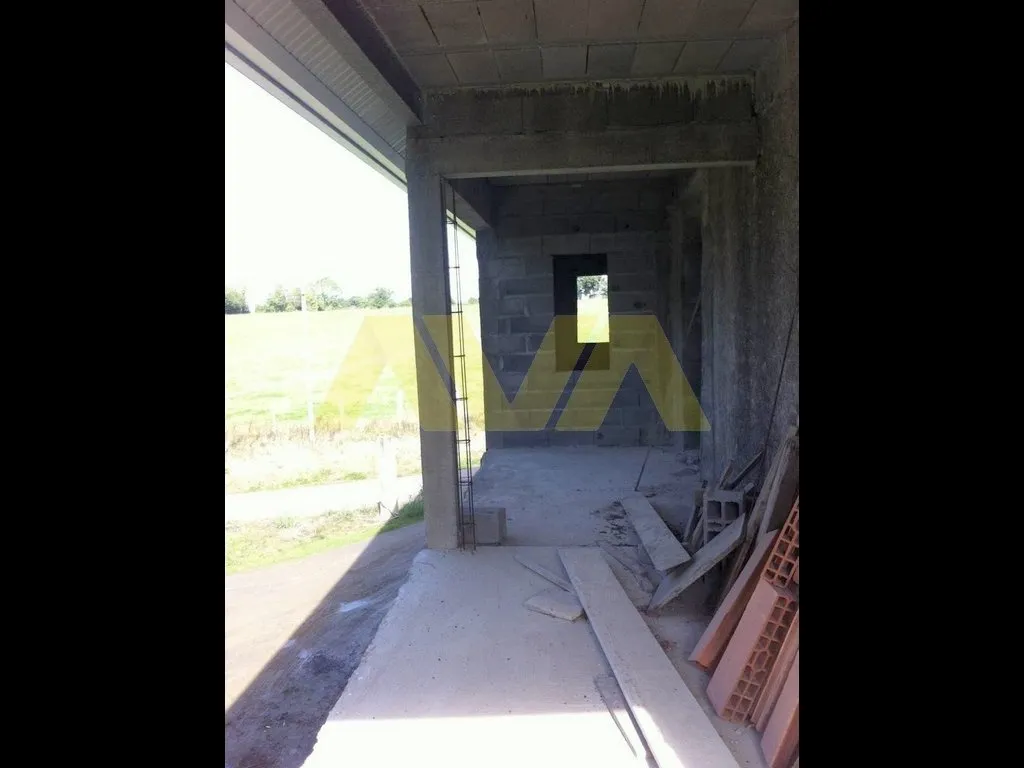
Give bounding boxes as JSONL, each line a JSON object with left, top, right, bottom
{"left": 301, "top": 546, "right": 639, "bottom": 768}
{"left": 470, "top": 446, "right": 701, "bottom": 550}
{"left": 471, "top": 447, "right": 651, "bottom": 546}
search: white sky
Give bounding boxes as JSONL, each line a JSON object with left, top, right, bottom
{"left": 225, "top": 62, "right": 477, "bottom": 305}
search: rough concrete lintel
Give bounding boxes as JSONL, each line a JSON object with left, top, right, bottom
{"left": 427, "top": 75, "right": 754, "bottom": 102}
{"left": 412, "top": 124, "right": 757, "bottom": 179}
{"left": 449, "top": 178, "right": 495, "bottom": 229}
{"left": 416, "top": 76, "right": 754, "bottom": 139}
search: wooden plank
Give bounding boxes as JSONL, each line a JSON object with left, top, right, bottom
{"left": 758, "top": 431, "right": 800, "bottom": 540}
{"left": 753, "top": 610, "right": 799, "bottom": 730}
{"left": 688, "top": 509, "right": 705, "bottom": 552}
{"left": 621, "top": 494, "right": 691, "bottom": 572}
{"left": 559, "top": 549, "right": 742, "bottom": 768}
{"left": 720, "top": 427, "right": 796, "bottom": 598}
{"left": 689, "top": 530, "right": 779, "bottom": 670}
{"left": 716, "top": 457, "right": 734, "bottom": 490}
{"left": 514, "top": 554, "right": 572, "bottom": 593}
{"left": 649, "top": 516, "right": 746, "bottom": 610}
{"left": 723, "top": 449, "right": 764, "bottom": 490}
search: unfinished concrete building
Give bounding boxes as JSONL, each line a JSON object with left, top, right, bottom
{"left": 226, "top": 2, "right": 799, "bottom": 764}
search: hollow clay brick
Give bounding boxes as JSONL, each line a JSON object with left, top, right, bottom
{"left": 689, "top": 531, "right": 779, "bottom": 670}
{"left": 706, "top": 579, "right": 797, "bottom": 723}
{"left": 762, "top": 498, "right": 799, "bottom": 588}
{"left": 760, "top": 651, "right": 799, "bottom": 768}
{"left": 752, "top": 610, "right": 799, "bottom": 731}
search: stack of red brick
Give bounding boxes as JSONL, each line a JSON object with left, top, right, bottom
{"left": 690, "top": 498, "right": 800, "bottom": 768}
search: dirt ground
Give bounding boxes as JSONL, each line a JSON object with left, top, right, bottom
{"left": 225, "top": 522, "right": 424, "bottom": 768}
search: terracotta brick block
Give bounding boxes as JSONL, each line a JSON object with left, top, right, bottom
{"left": 689, "top": 531, "right": 779, "bottom": 670}
{"left": 752, "top": 610, "right": 799, "bottom": 730}
{"left": 762, "top": 498, "right": 799, "bottom": 588}
{"left": 761, "top": 651, "right": 799, "bottom": 768}
{"left": 706, "top": 579, "right": 797, "bottom": 723}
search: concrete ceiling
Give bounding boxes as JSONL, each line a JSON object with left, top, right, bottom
{"left": 359, "top": 0, "right": 799, "bottom": 89}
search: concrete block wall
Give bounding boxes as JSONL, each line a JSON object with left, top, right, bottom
{"left": 477, "top": 178, "right": 676, "bottom": 449}
{"left": 698, "top": 22, "right": 799, "bottom": 485}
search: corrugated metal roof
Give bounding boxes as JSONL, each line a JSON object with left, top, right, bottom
{"left": 232, "top": 0, "right": 409, "bottom": 157}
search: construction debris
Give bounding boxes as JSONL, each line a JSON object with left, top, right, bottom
{"left": 601, "top": 550, "right": 655, "bottom": 608}
{"left": 752, "top": 611, "right": 799, "bottom": 731}
{"left": 514, "top": 554, "right": 572, "bottom": 592}
{"left": 609, "top": 427, "right": 799, "bottom": 767}
{"left": 620, "top": 493, "right": 691, "bottom": 571}
{"left": 523, "top": 587, "right": 584, "bottom": 622}
{"left": 719, "top": 427, "right": 798, "bottom": 605}
{"left": 722, "top": 448, "right": 764, "bottom": 491}
{"left": 689, "top": 531, "right": 778, "bottom": 670}
{"left": 706, "top": 578, "right": 798, "bottom": 723}
{"left": 648, "top": 515, "right": 745, "bottom": 610}
{"left": 760, "top": 651, "right": 798, "bottom": 768}
{"left": 560, "top": 548, "right": 741, "bottom": 768}
{"left": 696, "top": 495, "right": 800, "bottom": 768}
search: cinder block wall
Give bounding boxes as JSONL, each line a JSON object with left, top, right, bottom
{"left": 699, "top": 21, "right": 800, "bottom": 484}
{"left": 477, "top": 178, "right": 676, "bottom": 449}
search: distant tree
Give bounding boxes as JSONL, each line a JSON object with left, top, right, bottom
{"left": 256, "top": 285, "right": 302, "bottom": 313}
{"left": 577, "top": 274, "right": 608, "bottom": 299}
{"left": 397, "top": 297, "right": 413, "bottom": 307}
{"left": 366, "top": 287, "right": 395, "bottom": 309}
{"left": 225, "top": 287, "right": 249, "bottom": 314}
{"left": 345, "top": 295, "right": 367, "bottom": 309}
{"left": 305, "top": 277, "right": 345, "bottom": 311}
{"left": 467, "top": 296, "right": 479, "bottom": 305}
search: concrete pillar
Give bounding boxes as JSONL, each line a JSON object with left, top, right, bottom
{"left": 406, "top": 155, "right": 460, "bottom": 550}
{"left": 668, "top": 191, "right": 703, "bottom": 452}
{"left": 679, "top": 215, "right": 702, "bottom": 451}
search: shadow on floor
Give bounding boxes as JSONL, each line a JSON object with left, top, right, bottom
{"left": 225, "top": 515, "right": 425, "bottom": 768}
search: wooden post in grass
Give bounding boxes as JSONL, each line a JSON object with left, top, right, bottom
{"left": 301, "top": 289, "right": 315, "bottom": 443}
{"left": 377, "top": 436, "right": 398, "bottom": 521}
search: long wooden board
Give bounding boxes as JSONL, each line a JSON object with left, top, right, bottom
{"left": 560, "top": 548, "right": 741, "bottom": 768}
{"left": 689, "top": 530, "right": 779, "bottom": 669}
{"left": 621, "top": 494, "right": 691, "bottom": 572}
{"left": 649, "top": 516, "right": 746, "bottom": 610}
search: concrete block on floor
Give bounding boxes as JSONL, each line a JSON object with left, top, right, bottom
{"left": 475, "top": 506, "right": 507, "bottom": 545}
{"left": 707, "top": 579, "right": 798, "bottom": 724}
{"left": 524, "top": 587, "right": 584, "bottom": 621}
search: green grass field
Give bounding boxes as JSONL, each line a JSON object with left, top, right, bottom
{"left": 225, "top": 306, "right": 486, "bottom": 430}
{"left": 225, "top": 497, "right": 425, "bottom": 573}
{"left": 224, "top": 301, "right": 607, "bottom": 493}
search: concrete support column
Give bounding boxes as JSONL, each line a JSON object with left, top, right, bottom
{"left": 406, "top": 156, "right": 460, "bottom": 550}
{"left": 700, "top": 166, "right": 756, "bottom": 486}
{"left": 679, "top": 215, "right": 702, "bottom": 451}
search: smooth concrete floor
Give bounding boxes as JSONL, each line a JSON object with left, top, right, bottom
{"left": 300, "top": 447, "right": 767, "bottom": 768}
{"left": 301, "top": 546, "right": 642, "bottom": 768}
{"left": 470, "top": 446, "right": 699, "bottom": 547}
